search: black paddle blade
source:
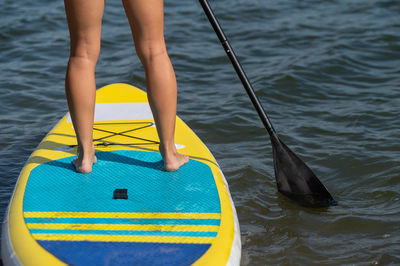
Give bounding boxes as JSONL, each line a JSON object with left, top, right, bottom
{"left": 271, "top": 135, "right": 337, "bottom": 207}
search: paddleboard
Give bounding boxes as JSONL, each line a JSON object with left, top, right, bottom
{"left": 1, "top": 83, "right": 241, "bottom": 265}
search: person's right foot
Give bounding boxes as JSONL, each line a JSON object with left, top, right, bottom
{"left": 159, "top": 145, "right": 189, "bottom": 172}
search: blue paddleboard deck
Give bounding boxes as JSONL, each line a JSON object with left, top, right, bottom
{"left": 23, "top": 150, "right": 221, "bottom": 265}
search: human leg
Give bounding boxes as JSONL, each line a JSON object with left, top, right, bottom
{"left": 122, "top": 0, "right": 188, "bottom": 171}
{"left": 64, "top": 0, "right": 104, "bottom": 173}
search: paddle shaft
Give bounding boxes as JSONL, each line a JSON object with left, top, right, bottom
{"left": 199, "top": 0, "right": 276, "bottom": 136}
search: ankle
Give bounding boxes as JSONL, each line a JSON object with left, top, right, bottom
{"left": 77, "top": 144, "right": 95, "bottom": 157}
{"left": 159, "top": 142, "right": 177, "bottom": 159}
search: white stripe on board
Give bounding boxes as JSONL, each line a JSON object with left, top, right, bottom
{"left": 67, "top": 103, "right": 154, "bottom": 122}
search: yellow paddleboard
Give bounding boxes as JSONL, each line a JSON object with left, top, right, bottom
{"left": 1, "top": 83, "right": 241, "bottom": 265}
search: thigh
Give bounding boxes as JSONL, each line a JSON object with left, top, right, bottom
{"left": 122, "top": 0, "right": 165, "bottom": 53}
{"left": 64, "top": 0, "right": 105, "bottom": 58}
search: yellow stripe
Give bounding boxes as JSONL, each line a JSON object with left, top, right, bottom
{"left": 32, "top": 234, "right": 214, "bottom": 244}
{"left": 27, "top": 223, "right": 219, "bottom": 232}
{"left": 24, "top": 212, "right": 221, "bottom": 219}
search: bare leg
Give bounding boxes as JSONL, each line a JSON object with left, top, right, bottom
{"left": 122, "top": 0, "right": 189, "bottom": 171}
{"left": 64, "top": 0, "right": 104, "bottom": 173}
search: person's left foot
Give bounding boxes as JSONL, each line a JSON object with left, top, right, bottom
{"left": 72, "top": 145, "right": 97, "bottom": 173}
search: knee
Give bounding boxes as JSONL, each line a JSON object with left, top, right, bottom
{"left": 69, "top": 40, "right": 100, "bottom": 66}
{"left": 135, "top": 41, "right": 167, "bottom": 66}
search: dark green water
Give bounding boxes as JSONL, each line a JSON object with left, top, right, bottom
{"left": 1, "top": 0, "right": 399, "bottom": 265}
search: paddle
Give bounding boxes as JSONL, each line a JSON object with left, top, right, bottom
{"left": 198, "top": 0, "right": 337, "bottom": 207}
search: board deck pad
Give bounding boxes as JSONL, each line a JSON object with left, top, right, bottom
{"left": 3, "top": 83, "right": 240, "bottom": 266}
{"left": 24, "top": 151, "right": 220, "bottom": 265}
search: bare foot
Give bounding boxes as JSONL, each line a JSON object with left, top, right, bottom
{"left": 159, "top": 145, "right": 189, "bottom": 172}
{"left": 73, "top": 147, "right": 97, "bottom": 173}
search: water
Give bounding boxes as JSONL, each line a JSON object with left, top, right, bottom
{"left": 1, "top": 0, "right": 399, "bottom": 264}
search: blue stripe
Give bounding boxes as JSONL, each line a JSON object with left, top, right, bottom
{"left": 38, "top": 241, "right": 211, "bottom": 266}
{"left": 25, "top": 217, "right": 221, "bottom": 226}
{"left": 30, "top": 229, "right": 218, "bottom": 237}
